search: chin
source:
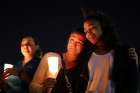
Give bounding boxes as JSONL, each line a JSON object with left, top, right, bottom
{"left": 90, "top": 41, "right": 96, "bottom": 45}
{"left": 23, "top": 53, "right": 31, "bottom": 56}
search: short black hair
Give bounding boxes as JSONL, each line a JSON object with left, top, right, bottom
{"left": 18, "top": 33, "right": 42, "bottom": 59}
{"left": 83, "top": 11, "right": 113, "bottom": 33}
{"left": 71, "top": 27, "right": 85, "bottom": 36}
{"left": 20, "top": 33, "right": 39, "bottom": 45}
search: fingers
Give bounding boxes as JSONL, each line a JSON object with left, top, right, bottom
{"left": 3, "top": 73, "right": 10, "bottom": 80}
{"left": 44, "top": 78, "right": 56, "bottom": 88}
{"left": 3, "top": 69, "right": 11, "bottom": 80}
{"left": 2, "top": 68, "right": 16, "bottom": 80}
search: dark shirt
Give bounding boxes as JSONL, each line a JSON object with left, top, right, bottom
{"left": 51, "top": 63, "right": 88, "bottom": 93}
{"left": 15, "top": 57, "right": 40, "bottom": 78}
{"left": 111, "top": 45, "right": 138, "bottom": 93}
{"left": 13, "top": 57, "right": 40, "bottom": 92}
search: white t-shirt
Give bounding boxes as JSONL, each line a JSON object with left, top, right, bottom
{"left": 86, "top": 50, "right": 114, "bottom": 93}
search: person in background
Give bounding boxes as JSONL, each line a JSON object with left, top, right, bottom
{"left": 0, "top": 61, "right": 4, "bottom": 93}
{"left": 3, "top": 34, "right": 42, "bottom": 93}
{"left": 30, "top": 28, "right": 89, "bottom": 93}
{"left": 82, "top": 10, "right": 138, "bottom": 93}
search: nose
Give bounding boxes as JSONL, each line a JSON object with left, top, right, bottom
{"left": 85, "top": 29, "right": 90, "bottom": 34}
{"left": 72, "top": 41, "right": 76, "bottom": 46}
{"left": 86, "top": 32, "right": 90, "bottom": 39}
{"left": 85, "top": 28, "right": 93, "bottom": 34}
{"left": 22, "top": 45, "right": 28, "bottom": 49}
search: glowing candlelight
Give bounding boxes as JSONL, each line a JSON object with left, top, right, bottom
{"left": 46, "top": 52, "right": 61, "bottom": 79}
{"left": 4, "top": 64, "right": 13, "bottom": 70}
{"left": 48, "top": 57, "right": 59, "bottom": 78}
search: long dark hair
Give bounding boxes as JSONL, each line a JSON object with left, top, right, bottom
{"left": 83, "top": 10, "right": 120, "bottom": 49}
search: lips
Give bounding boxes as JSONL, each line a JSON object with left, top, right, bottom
{"left": 87, "top": 33, "right": 96, "bottom": 40}
{"left": 87, "top": 35, "right": 97, "bottom": 44}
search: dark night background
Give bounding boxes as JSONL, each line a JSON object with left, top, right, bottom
{"left": 0, "top": 0, "right": 140, "bottom": 64}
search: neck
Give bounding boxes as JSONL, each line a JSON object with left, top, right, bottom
{"left": 23, "top": 55, "right": 33, "bottom": 65}
{"left": 95, "top": 42, "right": 112, "bottom": 55}
{"left": 64, "top": 52, "right": 77, "bottom": 69}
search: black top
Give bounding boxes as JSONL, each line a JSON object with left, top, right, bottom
{"left": 111, "top": 45, "right": 138, "bottom": 93}
{"left": 51, "top": 63, "right": 88, "bottom": 93}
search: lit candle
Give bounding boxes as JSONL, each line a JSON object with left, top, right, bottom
{"left": 46, "top": 52, "right": 61, "bottom": 79}
{"left": 4, "top": 64, "right": 13, "bottom": 70}
{"left": 48, "top": 57, "right": 59, "bottom": 78}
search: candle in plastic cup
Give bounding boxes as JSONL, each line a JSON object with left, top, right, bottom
{"left": 48, "top": 57, "right": 59, "bottom": 78}
{"left": 4, "top": 64, "right": 13, "bottom": 70}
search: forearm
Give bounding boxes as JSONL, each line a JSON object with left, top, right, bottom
{"left": 29, "top": 82, "right": 44, "bottom": 93}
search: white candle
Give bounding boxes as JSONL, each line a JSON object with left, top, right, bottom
{"left": 48, "top": 57, "right": 59, "bottom": 78}
{"left": 4, "top": 64, "right": 13, "bottom": 70}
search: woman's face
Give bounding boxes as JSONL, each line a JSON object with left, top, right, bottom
{"left": 67, "top": 32, "right": 85, "bottom": 56}
{"left": 21, "top": 37, "right": 38, "bottom": 57}
{"left": 83, "top": 20, "right": 103, "bottom": 45}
